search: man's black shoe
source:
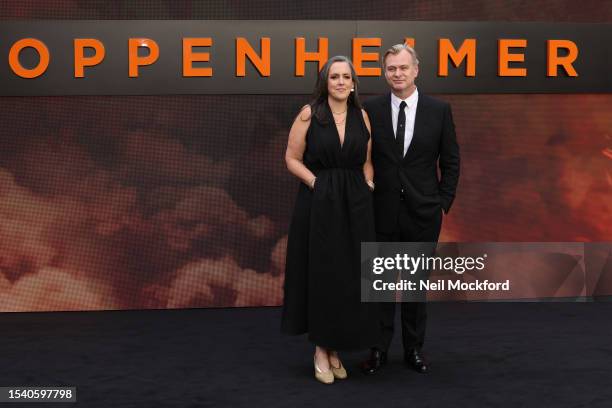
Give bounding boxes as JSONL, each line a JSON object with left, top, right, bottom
{"left": 361, "top": 348, "right": 387, "bottom": 375}
{"left": 404, "top": 349, "right": 428, "bottom": 373}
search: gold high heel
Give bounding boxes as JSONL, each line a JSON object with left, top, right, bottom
{"left": 314, "top": 356, "right": 334, "bottom": 384}
{"left": 329, "top": 353, "right": 348, "bottom": 380}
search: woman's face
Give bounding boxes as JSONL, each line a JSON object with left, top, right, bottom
{"left": 327, "top": 61, "right": 353, "bottom": 102}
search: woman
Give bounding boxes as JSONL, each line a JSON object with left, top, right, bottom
{"left": 281, "top": 56, "right": 380, "bottom": 384}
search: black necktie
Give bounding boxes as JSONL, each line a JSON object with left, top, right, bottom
{"left": 396, "top": 101, "right": 406, "bottom": 157}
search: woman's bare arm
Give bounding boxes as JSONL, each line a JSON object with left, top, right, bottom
{"left": 362, "top": 109, "right": 374, "bottom": 189}
{"left": 285, "top": 105, "right": 317, "bottom": 188}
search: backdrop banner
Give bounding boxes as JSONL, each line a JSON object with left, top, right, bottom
{"left": 1, "top": 20, "right": 611, "bottom": 95}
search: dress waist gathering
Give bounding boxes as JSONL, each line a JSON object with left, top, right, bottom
{"left": 308, "top": 165, "right": 363, "bottom": 174}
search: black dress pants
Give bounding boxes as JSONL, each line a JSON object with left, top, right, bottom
{"left": 376, "top": 202, "right": 442, "bottom": 353}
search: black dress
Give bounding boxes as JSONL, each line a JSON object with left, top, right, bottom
{"left": 281, "top": 102, "right": 380, "bottom": 350}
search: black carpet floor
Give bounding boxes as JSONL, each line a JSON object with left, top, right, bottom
{"left": 1, "top": 303, "right": 611, "bottom": 407}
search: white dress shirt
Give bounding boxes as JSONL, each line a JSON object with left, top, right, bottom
{"left": 391, "top": 88, "right": 419, "bottom": 157}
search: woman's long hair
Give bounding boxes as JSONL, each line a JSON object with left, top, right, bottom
{"left": 307, "top": 56, "right": 362, "bottom": 125}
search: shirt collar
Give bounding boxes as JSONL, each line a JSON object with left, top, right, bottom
{"left": 391, "top": 87, "right": 419, "bottom": 110}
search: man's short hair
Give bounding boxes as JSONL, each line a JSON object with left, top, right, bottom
{"left": 382, "top": 44, "right": 420, "bottom": 68}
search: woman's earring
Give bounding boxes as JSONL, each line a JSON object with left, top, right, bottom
{"left": 351, "top": 88, "right": 355, "bottom": 92}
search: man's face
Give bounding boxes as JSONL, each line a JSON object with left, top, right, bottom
{"left": 384, "top": 50, "right": 419, "bottom": 94}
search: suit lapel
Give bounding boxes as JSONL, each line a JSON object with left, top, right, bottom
{"left": 380, "top": 93, "right": 402, "bottom": 161}
{"left": 381, "top": 92, "right": 394, "bottom": 142}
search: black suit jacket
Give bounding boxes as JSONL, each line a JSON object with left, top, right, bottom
{"left": 363, "top": 92, "right": 460, "bottom": 234}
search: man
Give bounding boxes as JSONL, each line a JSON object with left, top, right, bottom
{"left": 361, "top": 44, "right": 460, "bottom": 374}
